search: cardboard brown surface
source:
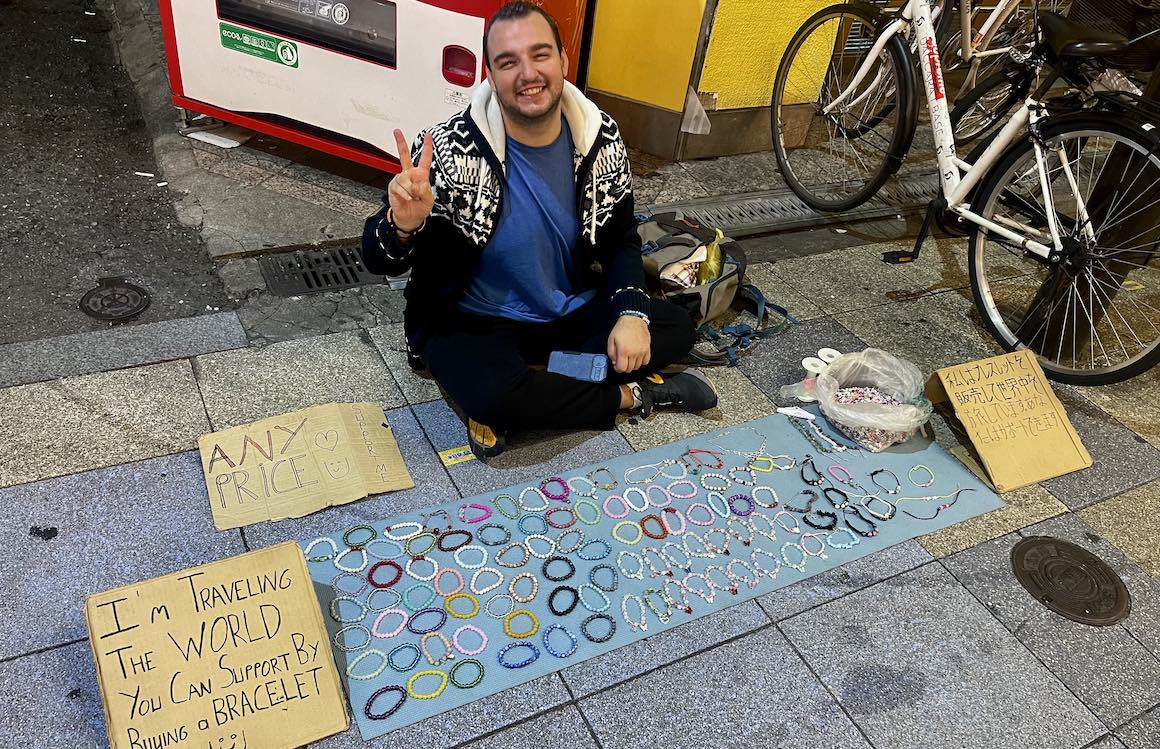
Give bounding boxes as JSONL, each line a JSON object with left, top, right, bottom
{"left": 926, "top": 351, "right": 1092, "bottom": 492}
{"left": 199, "top": 403, "right": 413, "bottom": 530}
{"left": 85, "top": 542, "right": 348, "bottom": 749}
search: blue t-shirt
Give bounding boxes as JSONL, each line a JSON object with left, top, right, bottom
{"left": 458, "top": 120, "right": 596, "bottom": 321}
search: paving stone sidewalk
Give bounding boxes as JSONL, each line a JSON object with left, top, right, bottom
{"left": 1, "top": 230, "right": 1158, "bottom": 749}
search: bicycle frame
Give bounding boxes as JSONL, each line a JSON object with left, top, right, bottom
{"left": 822, "top": 0, "right": 1073, "bottom": 258}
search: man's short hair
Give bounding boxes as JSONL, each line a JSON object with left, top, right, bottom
{"left": 483, "top": 1, "right": 563, "bottom": 68}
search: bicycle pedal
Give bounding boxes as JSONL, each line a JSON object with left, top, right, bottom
{"left": 881, "top": 250, "right": 917, "bottom": 264}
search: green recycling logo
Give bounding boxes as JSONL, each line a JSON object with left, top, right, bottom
{"left": 276, "top": 41, "right": 298, "bottom": 66}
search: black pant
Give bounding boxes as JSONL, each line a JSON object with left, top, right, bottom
{"left": 421, "top": 297, "right": 697, "bottom": 433}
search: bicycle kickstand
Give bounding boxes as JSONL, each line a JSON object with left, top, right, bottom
{"left": 882, "top": 199, "right": 938, "bottom": 265}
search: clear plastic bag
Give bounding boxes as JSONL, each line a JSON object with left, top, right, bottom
{"left": 816, "top": 348, "right": 933, "bottom": 452}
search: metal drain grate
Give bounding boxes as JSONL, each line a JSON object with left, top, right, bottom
{"left": 650, "top": 172, "right": 940, "bottom": 238}
{"left": 1011, "top": 536, "right": 1131, "bottom": 626}
{"left": 259, "top": 247, "right": 389, "bottom": 296}
{"left": 79, "top": 277, "right": 151, "bottom": 322}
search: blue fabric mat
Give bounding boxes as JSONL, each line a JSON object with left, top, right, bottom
{"left": 299, "top": 411, "right": 1003, "bottom": 740}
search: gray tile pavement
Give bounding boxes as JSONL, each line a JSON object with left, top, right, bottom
{"left": 455, "top": 706, "right": 598, "bottom": 749}
{"left": 1117, "top": 706, "right": 1160, "bottom": 748}
{"left": 367, "top": 324, "right": 443, "bottom": 405}
{"left": 780, "top": 562, "right": 1105, "bottom": 749}
{"left": 0, "top": 451, "right": 245, "bottom": 659}
{"left": 0, "top": 641, "right": 108, "bottom": 749}
{"left": 579, "top": 627, "right": 873, "bottom": 749}
{"left": 737, "top": 316, "right": 867, "bottom": 406}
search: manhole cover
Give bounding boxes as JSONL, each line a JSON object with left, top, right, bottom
{"left": 259, "top": 247, "right": 386, "bottom": 296}
{"left": 79, "top": 277, "right": 150, "bottom": 322}
{"left": 1011, "top": 536, "right": 1130, "bottom": 626}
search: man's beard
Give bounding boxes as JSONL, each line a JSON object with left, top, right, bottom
{"left": 497, "top": 84, "right": 563, "bottom": 129}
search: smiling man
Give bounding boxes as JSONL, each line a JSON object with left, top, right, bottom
{"left": 362, "top": 1, "right": 716, "bottom": 459}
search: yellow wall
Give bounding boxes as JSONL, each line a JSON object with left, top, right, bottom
{"left": 699, "top": 0, "right": 830, "bottom": 110}
{"left": 587, "top": 0, "right": 706, "bottom": 113}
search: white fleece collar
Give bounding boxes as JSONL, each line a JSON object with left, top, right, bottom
{"left": 468, "top": 79, "right": 602, "bottom": 168}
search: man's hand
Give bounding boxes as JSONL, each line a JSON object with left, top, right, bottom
{"left": 388, "top": 128, "right": 435, "bottom": 233}
{"left": 607, "top": 315, "right": 651, "bottom": 374}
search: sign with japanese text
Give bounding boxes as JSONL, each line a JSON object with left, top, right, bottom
{"left": 927, "top": 351, "right": 1091, "bottom": 491}
{"left": 199, "top": 403, "right": 413, "bottom": 530}
{"left": 85, "top": 542, "right": 348, "bottom": 749}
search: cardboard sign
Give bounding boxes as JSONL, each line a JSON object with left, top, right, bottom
{"left": 926, "top": 351, "right": 1091, "bottom": 492}
{"left": 199, "top": 403, "right": 413, "bottom": 530}
{"left": 85, "top": 542, "right": 348, "bottom": 749}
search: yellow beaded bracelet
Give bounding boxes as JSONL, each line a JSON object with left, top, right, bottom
{"left": 503, "top": 609, "right": 539, "bottom": 639}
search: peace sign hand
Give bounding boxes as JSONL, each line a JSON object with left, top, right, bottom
{"left": 388, "top": 128, "right": 435, "bottom": 233}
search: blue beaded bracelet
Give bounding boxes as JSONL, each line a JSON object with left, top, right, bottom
{"left": 577, "top": 538, "right": 611, "bottom": 560}
{"left": 542, "top": 624, "right": 578, "bottom": 658}
{"left": 497, "top": 641, "right": 540, "bottom": 669}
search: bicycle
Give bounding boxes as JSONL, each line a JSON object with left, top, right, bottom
{"left": 771, "top": 0, "right": 1160, "bottom": 384}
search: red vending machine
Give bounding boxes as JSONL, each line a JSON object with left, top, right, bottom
{"left": 159, "top": 0, "right": 590, "bottom": 171}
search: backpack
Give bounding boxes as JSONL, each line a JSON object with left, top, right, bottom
{"left": 637, "top": 212, "right": 796, "bottom": 366}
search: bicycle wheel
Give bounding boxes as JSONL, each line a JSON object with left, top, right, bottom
{"left": 968, "top": 113, "right": 1160, "bottom": 384}
{"left": 950, "top": 69, "right": 1031, "bottom": 147}
{"left": 772, "top": 2, "right": 917, "bottom": 212}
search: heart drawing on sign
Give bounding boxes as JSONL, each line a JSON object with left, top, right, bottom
{"left": 315, "top": 430, "right": 340, "bottom": 451}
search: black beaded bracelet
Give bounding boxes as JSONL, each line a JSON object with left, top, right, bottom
{"left": 542, "top": 555, "right": 576, "bottom": 582}
{"left": 580, "top": 613, "right": 616, "bottom": 643}
{"left": 548, "top": 585, "right": 580, "bottom": 616}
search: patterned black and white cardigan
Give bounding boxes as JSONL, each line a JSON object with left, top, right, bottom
{"left": 362, "top": 81, "right": 651, "bottom": 354}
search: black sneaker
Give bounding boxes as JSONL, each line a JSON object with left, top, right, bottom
{"left": 638, "top": 370, "right": 718, "bottom": 418}
{"left": 468, "top": 419, "right": 506, "bottom": 461}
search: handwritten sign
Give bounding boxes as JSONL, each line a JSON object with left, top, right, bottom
{"left": 85, "top": 542, "right": 348, "bottom": 749}
{"left": 199, "top": 403, "right": 413, "bottom": 530}
{"left": 926, "top": 351, "right": 1091, "bottom": 491}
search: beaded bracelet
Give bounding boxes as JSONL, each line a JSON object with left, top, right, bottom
{"left": 870, "top": 468, "right": 902, "bottom": 495}
{"left": 509, "top": 572, "right": 539, "bottom": 603}
{"left": 330, "top": 595, "right": 369, "bottom": 624}
{"left": 773, "top": 510, "right": 802, "bottom": 534}
{"left": 545, "top": 506, "right": 576, "bottom": 529}
{"left": 459, "top": 502, "right": 493, "bottom": 524}
{"left": 602, "top": 494, "right": 630, "bottom": 519}
{"left": 332, "top": 571, "right": 369, "bottom": 597}
{"left": 517, "top": 513, "right": 550, "bottom": 536}
{"left": 407, "top": 669, "right": 449, "bottom": 700}
{"left": 495, "top": 542, "right": 530, "bottom": 568}
{"left": 623, "top": 487, "right": 650, "bottom": 513}
{"left": 726, "top": 516, "right": 754, "bottom": 547}
{"left": 555, "top": 528, "right": 586, "bottom": 555}
{"left": 800, "top": 455, "right": 826, "bottom": 487}
{"left": 347, "top": 648, "right": 389, "bottom": 680}
{"left": 844, "top": 506, "right": 880, "bottom": 537}
{"left": 685, "top": 502, "right": 716, "bottom": 527}
{"left": 503, "top": 609, "right": 539, "bottom": 638}
{"left": 540, "top": 477, "right": 570, "bottom": 501}
{"left": 699, "top": 472, "right": 731, "bottom": 492}
{"left": 589, "top": 564, "right": 619, "bottom": 592}
{"left": 519, "top": 486, "right": 551, "bottom": 513}
{"left": 785, "top": 489, "right": 818, "bottom": 514}
{"left": 861, "top": 494, "right": 898, "bottom": 521}
{"left": 617, "top": 550, "right": 645, "bottom": 580}
{"left": 798, "top": 532, "right": 829, "bottom": 560}
{"left": 728, "top": 466, "right": 758, "bottom": 487}
{"left": 681, "top": 573, "right": 715, "bottom": 606}
{"left": 750, "top": 548, "right": 782, "bottom": 580}
{"left": 371, "top": 608, "right": 408, "bottom": 638}
{"left": 683, "top": 448, "right": 725, "bottom": 470}
{"left": 681, "top": 531, "right": 714, "bottom": 560}
{"left": 659, "top": 460, "right": 689, "bottom": 481}
{"left": 304, "top": 537, "right": 339, "bottom": 562}
{"left": 642, "top": 587, "right": 673, "bottom": 623}
{"left": 385, "top": 521, "right": 423, "bottom": 541}
{"left": 542, "top": 623, "right": 579, "bottom": 658}
{"left": 707, "top": 492, "right": 731, "bottom": 519}
{"left": 542, "top": 555, "right": 576, "bottom": 582}
{"left": 453, "top": 544, "right": 488, "bottom": 570}
{"left": 578, "top": 583, "right": 611, "bottom": 613}
{"left": 548, "top": 585, "right": 580, "bottom": 616}
{"left": 802, "top": 508, "right": 838, "bottom": 531}
{"left": 368, "top": 587, "right": 403, "bottom": 612}
{"left": 420, "top": 508, "right": 453, "bottom": 533}
{"left": 580, "top": 613, "right": 617, "bottom": 643}
{"left": 644, "top": 484, "right": 673, "bottom": 509}
{"left": 639, "top": 514, "right": 668, "bottom": 541}
{"left": 493, "top": 493, "right": 521, "bottom": 519}
{"left": 752, "top": 486, "right": 780, "bottom": 509}
{"left": 444, "top": 591, "right": 479, "bottom": 619}
{"left": 525, "top": 534, "right": 557, "bottom": 559}
{"left": 449, "top": 658, "right": 485, "bottom": 688}
{"left": 661, "top": 507, "right": 687, "bottom": 536}
{"left": 625, "top": 461, "right": 666, "bottom": 485}
{"left": 334, "top": 623, "right": 371, "bottom": 652}
{"left": 470, "top": 567, "right": 503, "bottom": 595}
{"left": 497, "top": 641, "right": 540, "bottom": 668}
{"left": 620, "top": 594, "right": 649, "bottom": 633}
{"left": 586, "top": 467, "right": 618, "bottom": 492}
{"left": 421, "top": 631, "right": 455, "bottom": 666}
{"left": 702, "top": 526, "right": 732, "bottom": 556}
{"left": 477, "top": 523, "right": 512, "bottom": 547}
{"left": 641, "top": 547, "right": 673, "bottom": 579}
{"left": 368, "top": 560, "right": 403, "bottom": 590}
{"left": 827, "top": 526, "right": 860, "bottom": 549}
{"left": 365, "top": 685, "right": 407, "bottom": 721}
{"left": 407, "top": 607, "right": 448, "bottom": 635}
{"left": 335, "top": 547, "right": 369, "bottom": 574}
{"left": 745, "top": 513, "right": 778, "bottom": 544}
{"left": 612, "top": 520, "right": 644, "bottom": 546}
{"left": 660, "top": 542, "right": 693, "bottom": 574}
{"left": 452, "top": 624, "right": 488, "bottom": 656}
{"left": 909, "top": 464, "right": 936, "bottom": 488}
{"left": 484, "top": 593, "right": 515, "bottom": 619}
{"left": 703, "top": 564, "right": 737, "bottom": 596}
{"left": 366, "top": 538, "right": 406, "bottom": 561}
{"left": 404, "top": 531, "right": 438, "bottom": 558}
{"left": 666, "top": 480, "right": 697, "bottom": 499}
{"left": 344, "top": 524, "right": 377, "bottom": 548}
{"left": 567, "top": 475, "right": 598, "bottom": 498}
{"left": 727, "top": 558, "right": 761, "bottom": 591}
{"left": 727, "top": 493, "right": 756, "bottom": 517}
{"left": 437, "top": 529, "right": 473, "bottom": 553}
{"left": 577, "top": 538, "right": 611, "bottom": 561}
{"left": 405, "top": 556, "right": 439, "bottom": 582}
{"left": 402, "top": 583, "right": 437, "bottom": 611}
{"left": 780, "top": 542, "right": 808, "bottom": 573}
{"left": 387, "top": 643, "right": 422, "bottom": 672}
{"left": 573, "top": 498, "right": 602, "bottom": 525}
